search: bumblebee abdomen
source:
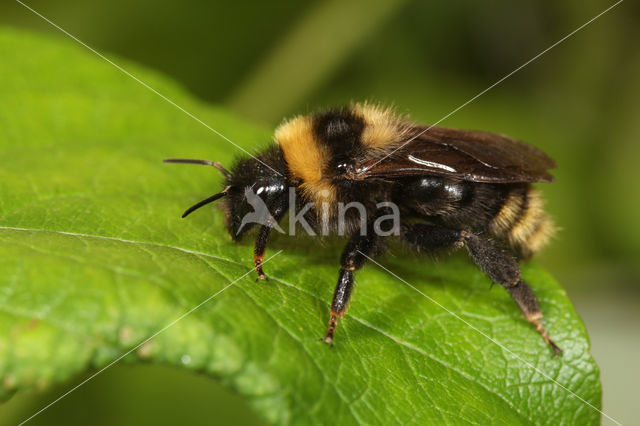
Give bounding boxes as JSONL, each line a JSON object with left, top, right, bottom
{"left": 405, "top": 179, "right": 554, "bottom": 259}
{"left": 488, "top": 186, "right": 554, "bottom": 259}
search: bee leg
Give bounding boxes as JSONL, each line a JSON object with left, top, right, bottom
{"left": 253, "top": 225, "right": 272, "bottom": 281}
{"left": 506, "top": 280, "right": 562, "bottom": 355}
{"left": 401, "top": 224, "right": 560, "bottom": 354}
{"left": 462, "top": 231, "right": 562, "bottom": 355}
{"left": 324, "top": 232, "right": 383, "bottom": 345}
{"left": 253, "top": 209, "right": 287, "bottom": 281}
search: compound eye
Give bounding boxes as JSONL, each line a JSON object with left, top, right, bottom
{"left": 253, "top": 182, "right": 286, "bottom": 199}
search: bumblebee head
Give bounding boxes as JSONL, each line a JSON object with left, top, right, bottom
{"left": 225, "top": 152, "right": 289, "bottom": 239}
{"left": 164, "top": 146, "right": 289, "bottom": 241}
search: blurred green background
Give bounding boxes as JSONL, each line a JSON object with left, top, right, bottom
{"left": 1, "top": 0, "right": 638, "bottom": 424}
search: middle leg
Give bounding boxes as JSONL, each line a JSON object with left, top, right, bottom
{"left": 324, "top": 231, "right": 384, "bottom": 344}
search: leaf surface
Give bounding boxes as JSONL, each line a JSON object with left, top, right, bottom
{"left": 0, "top": 28, "right": 601, "bottom": 425}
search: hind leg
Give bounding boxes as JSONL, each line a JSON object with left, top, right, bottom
{"left": 402, "top": 223, "right": 561, "bottom": 354}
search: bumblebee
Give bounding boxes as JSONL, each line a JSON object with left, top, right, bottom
{"left": 165, "top": 103, "right": 561, "bottom": 353}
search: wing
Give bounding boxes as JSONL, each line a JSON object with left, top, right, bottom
{"left": 355, "top": 125, "right": 556, "bottom": 183}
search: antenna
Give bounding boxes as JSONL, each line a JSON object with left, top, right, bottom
{"left": 163, "top": 158, "right": 232, "bottom": 179}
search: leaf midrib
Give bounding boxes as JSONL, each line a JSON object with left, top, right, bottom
{"left": 0, "top": 226, "right": 239, "bottom": 265}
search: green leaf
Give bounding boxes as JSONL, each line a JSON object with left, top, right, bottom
{"left": 0, "top": 27, "right": 601, "bottom": 425}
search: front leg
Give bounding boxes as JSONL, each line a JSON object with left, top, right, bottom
{"left": 253, "top": 225, "right": 272, "bottom": 280}
{"left": 324, "top": 232, "right": 384, "bottom": 344}
{"left": 253, "top": 198, "right": 288, "bottom": 280}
